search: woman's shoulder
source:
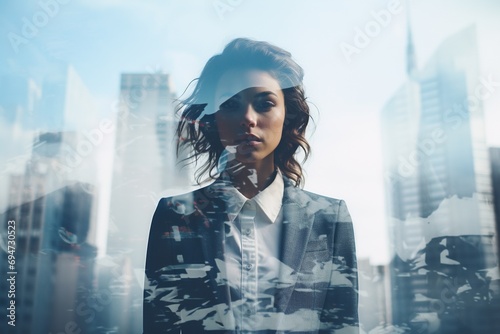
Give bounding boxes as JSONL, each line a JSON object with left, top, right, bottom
{"left": 283, "top": 177, "right": 344, "bottom": 205}
{"left": 282, "top": 178, "right": 351, "bottom": 221}
{"left": 302, "top": 188, "right": 344, "bottom": 204}
{"left": 155, "top": 184, "right": 221, "bottom": 216}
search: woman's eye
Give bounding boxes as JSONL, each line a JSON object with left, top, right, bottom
{"left": 219, "top": 99, "right": 239, "bottom": 111}
{"left": 255, "top": 100, "right": 275, "bottom": 111}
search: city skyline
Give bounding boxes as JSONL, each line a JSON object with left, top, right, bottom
{"left": 2, "top": 0, "right": 500, "bottom": 266}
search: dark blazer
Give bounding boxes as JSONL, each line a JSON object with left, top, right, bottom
{"left": 144, "top": 176, "right": 358, "bottom": 333}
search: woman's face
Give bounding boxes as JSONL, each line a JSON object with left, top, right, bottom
{"left": 215, "top": 69, "right": 285, "bottom": 167}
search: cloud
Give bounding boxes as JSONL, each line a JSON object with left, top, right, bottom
{"left": 389, "top": 193, "right": 496, "bottom": 260}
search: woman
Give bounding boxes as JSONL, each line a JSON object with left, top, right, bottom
{"left": 144, "top": 38, "right": 358, "bottom": 333}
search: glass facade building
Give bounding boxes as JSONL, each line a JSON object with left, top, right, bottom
{"left": 381, "top": 25, "right": 499, "bottom": 332}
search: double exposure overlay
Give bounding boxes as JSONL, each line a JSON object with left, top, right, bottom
{"left": 1, "top": 1, "right": 500, "bottom": 333}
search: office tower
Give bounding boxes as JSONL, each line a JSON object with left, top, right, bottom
{"left": 0, "top": 63, "right": 101, "bottom": 213}
{"left": 108, "top": 72, "right": 190, "bottom": 257}
{"left": 383, "top": 24, "right": 496, "bottom": 252}
{"left": 0, "top": 74, "right": 42, "bottom": 213}
{"left": 37, "top": 63, "right": 100, "bottom": 131}
{"left": 381, "top": 9, "right": 423, "bottom": 257}
{"left": 106, "top": 72, "right": 192, "bottom": 333}
{"left": 490, "top": 147, "right": 500, "bottom": 253}
{"left": 0, "top": 74, "right": 41, "bottom": 130}
{"left": 382, "top": 24, "right": 496, "bottom": 257}
{"left": 381, "top": 24, "right": 499, "bottom": 332}
{"left": 0, "top": 132, "right": 99, "bottom": 334}
{"left": 0, "top": 63, "right": 99, "bottom": 132}
{"left": 416, "top": 26, "right": 494, "bottom": 234}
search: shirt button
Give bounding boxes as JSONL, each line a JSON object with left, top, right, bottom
{"left": 245, "top": 263, "right": 253, "bottom": 271}
{"left": 243, "top": 228, "right": 252, "bottom": 236}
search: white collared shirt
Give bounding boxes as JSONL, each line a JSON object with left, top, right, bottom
{"left": 209, "top": 170, "right": 284, "bottom": 332}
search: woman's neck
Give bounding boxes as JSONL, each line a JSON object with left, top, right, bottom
{"left": 225, "top": 160, "right": 276, "bottom": 198}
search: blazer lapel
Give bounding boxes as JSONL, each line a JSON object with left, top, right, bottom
{"left": 275, "top": 179, "right": 315, "bottom": 312}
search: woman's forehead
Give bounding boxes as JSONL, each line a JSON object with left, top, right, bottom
{"left": 215, "top": 69, "right": 281, "bottom": 103}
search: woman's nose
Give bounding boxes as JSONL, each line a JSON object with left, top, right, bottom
{"left": 240, "top": 104, "right": 256, "bottom": 128}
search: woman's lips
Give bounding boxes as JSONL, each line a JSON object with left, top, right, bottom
{"left": 234, "top": 135, "right": 262, "bottom": 152}
{"left": 235, "top": 134, "right": 262, "bottom": 144}
{"left": 245, "top": 140, "right": 261, "bottom": 146}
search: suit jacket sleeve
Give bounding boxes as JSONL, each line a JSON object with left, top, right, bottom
{"left": 320, "top": 199, "right": 359, "bottom": 333}
{"left": 143, "top": 198, "right": 182, "bottom": 334}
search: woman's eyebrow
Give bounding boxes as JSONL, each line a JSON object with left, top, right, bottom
{"left": 254, "top": 91, "right": 279, "bottom": 98}
{"left": 217, "top": 89, "right": 278, "bottom": 105}
{"left": 217, "top": 92, "right": 241, "bottom": 105}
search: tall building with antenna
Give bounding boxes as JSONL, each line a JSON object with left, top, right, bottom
{"left": 381, "top": 8, "right": 422, "bottom": 255}
{"left": 381, "top": 10, "right": 498, "bottom": 331}
{"left": 383, "top": 24, "right": 496, "bottom": 249}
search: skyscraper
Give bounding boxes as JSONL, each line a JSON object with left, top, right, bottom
{"left": 37, "top": 63, "right": 100, "bottom": 131}
{"left": 108, "top": 72, "right": 191, "bottom": 258}
{"left": 490, "top": 147, "right": 500, "bottom": 253}
{"left": 381, "top": 5, "right": 423, "bottom": 257}
{"left": 106, "top": 72, "right": 192, "bottom": 332}
{"left": 382, "top": 24, "right": 496, "bottom": 259}
{"left": 0, "top": 132, "right": 98, "bottom": 334}
{"left": 381, "top": 24, "right": 499, "bottom": 332}
{"left": 0, "top": 63, "right": 101, "bottom": 214}
{"left": 0, "top": 57, "right": 105, "bottom": 333}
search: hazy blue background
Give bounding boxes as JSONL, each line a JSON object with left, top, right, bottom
{"left": 1, "top": 0, "right": 499, "bottom": 264}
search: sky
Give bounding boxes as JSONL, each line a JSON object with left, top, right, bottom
{"left": 1, "top": 0, "right": 499, "bottom": 264}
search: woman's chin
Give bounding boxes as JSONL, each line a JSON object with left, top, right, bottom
{"left": 234, "top": 154, "right": 258, "bottom": 165}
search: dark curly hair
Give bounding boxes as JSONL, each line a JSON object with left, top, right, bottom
{"left": 176, "top": 38, "right": 311, "bottom": 187}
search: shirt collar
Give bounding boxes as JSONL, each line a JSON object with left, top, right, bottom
{"left": 208, "top": 169, "right": 284, "bottom": 224}
{"left": 252, "top": 169, "right": 283, "bottom": 223}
